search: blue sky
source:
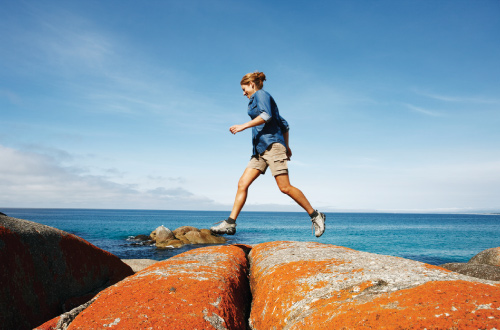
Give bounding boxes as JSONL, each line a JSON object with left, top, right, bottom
{"left": 1, "top": 0, "right": 499, "bottom": 213}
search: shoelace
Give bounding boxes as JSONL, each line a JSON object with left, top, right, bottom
{"left": 212, "top": 220, "right": 225, "bottom": 225}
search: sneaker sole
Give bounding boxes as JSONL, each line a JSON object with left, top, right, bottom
{"left": 210, "top": 229, "right": 236, "bottom": 235}
{"left": 316, "top": 214, "right": 326, "bottom": 238}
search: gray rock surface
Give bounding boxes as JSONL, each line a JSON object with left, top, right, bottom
{"left": 468, "top": 247, "right": 500, "bottom": 267}
{"left": 440, "top": 262, "right": 500, "bottom": 281}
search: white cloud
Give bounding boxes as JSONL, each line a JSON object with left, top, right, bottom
{"left": 0, "top": 144, "right": 218, "bottom": 210}
{"left": 403, "top": 103, "right": 444, "bottom": 117}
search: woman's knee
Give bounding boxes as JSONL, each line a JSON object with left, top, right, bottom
{"left": 238, "top": 179, "right": 251, "bottom": 191}
{"left": 278, "top": 184, "right": 292, "bottom": 195}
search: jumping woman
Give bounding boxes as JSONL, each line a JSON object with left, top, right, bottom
{"left": 210, "top": 71, "right": 326, "bottom": 237}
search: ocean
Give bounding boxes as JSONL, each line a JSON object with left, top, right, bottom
{"left": 3, "top": 208, "right": 500, "bottom": 266}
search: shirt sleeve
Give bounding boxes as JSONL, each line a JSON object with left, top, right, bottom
{"left": 278, "top": 115, "right": 290, "bottom": 133}
{"left": 255, "top": 91, "right": 272, "bottom": 122}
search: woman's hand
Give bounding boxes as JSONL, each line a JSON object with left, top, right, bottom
{"left": 229, "top": 124, "right": 246, "bottom": 134}
{"left": 286, "top": 147, "right": 292, "bottom": 160}
{"left": 230, "top": 116, "right": 266, "bottom": 135}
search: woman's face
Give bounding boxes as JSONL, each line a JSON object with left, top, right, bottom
{"left": 241, "top": 83, "right": 257, "bottom": 99}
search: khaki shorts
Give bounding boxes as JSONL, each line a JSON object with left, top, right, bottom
{"left": 247, "top": 143, "right": 288, "bottom": 177}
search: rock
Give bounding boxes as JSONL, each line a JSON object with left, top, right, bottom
{"left": 128, "top": 235, "right": 153, "bottom": 246}
{"left": 248, "top": 241, "right": 500, "bottom": 329}
{"left": 200, "top": 228, "right": 212, "bottom": 235}
{"left": 34, "top": 299, "right": 95, "bottom": 330}
{"left": 154, "top": 225, "right": 181, "bottom": 249}
{"left": 440, "top": 262, "right": 500, "bottom": 281}
{"left": 143, "top": 226, "right": 226, "bottom": 249}
{"left": 133, "top": 234, "right": 151, "bottom": 241}
{"left": 468, "top": 247, "right": 500, "bottom": 267}
{"left": 175, "top": 233, "right": 191, "bottom": 244}
{"left": 154, "top": 225, "right": 174, "bottom": 243}
{"left": 67, "top": 245, "right": 250, "bottom": 329}
{"left": 149, "top": 229, "right": 157, "bottom": 241}
{"left": 184, "top": 230, "right": 226, "bottom": 244}
{"left": 34, "top": 316, "right": 59, "bottom": 330}
{"left": 0, "top": 215, "right": 134, "bottom": 330}
{"left": 0, "top": 211, "right": 7, "bottom": 216}
{"left": 156, "top": 238, "right": 184, "bottom": 249}
{"left": 121, "top": 259, "right": 159, "bottom": 273}
{"left": 173, "top": 225, "right": 199, "bottom": 236}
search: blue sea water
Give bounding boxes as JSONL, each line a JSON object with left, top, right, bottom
{"left": 3, "top": 208, "right": 500, "bottom": 266}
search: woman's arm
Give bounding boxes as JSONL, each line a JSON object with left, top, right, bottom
{"left": 229, "top": 115, "right": 266, "bottom": 134}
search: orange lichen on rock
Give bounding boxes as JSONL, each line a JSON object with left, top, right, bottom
{"left": 249, "top": 242, "right": 355, "bottom": 329}
{"left": 298, "top": 280, "right": 500, "bottom": 330}
{"left": 248, "top": 241, "right": 500, "bottom": 330}
{"left": 59, "top": 233, "right": 134, "bottom": 286}
{"left": 1, "top": 215, "right": 134, "bottom": 330}
{"left": 33, "top": 315, "right": 60, "bottom": 330}
{"left": 67, "top": 245, "right": 250, "bottom": 330}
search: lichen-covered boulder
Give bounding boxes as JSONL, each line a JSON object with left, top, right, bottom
{"left": 248, "top": 241, "right": 500, "bottom": 330}
{"left": 34, "top": 299, "right": 95, "bottom": 330}
{"left": 67, "top": 245, "right": 250, "bottom": 329}
{"left": 0, "top": 214, "right": 134, "bottom": 330}
{"left": 34, "top": 316, "right": 59, "bottom": 330}
{"left": 469, "top": 247, "right": 500, "bottom": 267}
{"left": 440, "top": 262, "right": 500, "bottom": 281}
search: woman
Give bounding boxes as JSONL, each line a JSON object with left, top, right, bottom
{"left": 210, "top": 72, "right": 326, "bottom": 237}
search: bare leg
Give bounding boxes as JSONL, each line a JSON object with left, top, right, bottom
{"left": 229, "top": 168, "right": 261, "bottom": 220}
{"left": 275, "top": 173, "right": 315, "bottom": 214}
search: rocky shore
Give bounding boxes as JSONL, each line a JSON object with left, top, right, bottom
{"left": 2, "top": 213, "right": 500, "bottom": 329}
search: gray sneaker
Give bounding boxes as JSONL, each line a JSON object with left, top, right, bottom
{"left": 210, "top": 220, "right": 236, "bottom": 235}
{"left": 311, "top": 211, "right": 326, "bottom": 237}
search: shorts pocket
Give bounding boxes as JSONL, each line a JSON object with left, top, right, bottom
{"left": 271, "top": 143, "right": 288, "bottom": 161}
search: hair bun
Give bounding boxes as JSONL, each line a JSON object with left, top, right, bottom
{"left": 241, "top": 71, "right": 267, "bottom": 89}
{"left": 255, "top": 71, "right": 266, "bottom": 82}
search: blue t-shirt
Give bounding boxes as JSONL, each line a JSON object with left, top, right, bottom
{"left": 247, "top": 89, "right": 289, "bottom": 156}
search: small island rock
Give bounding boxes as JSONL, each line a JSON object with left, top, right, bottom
{"left": 155, "top": 225, "right": 175, "bottom": 242}
{"left": 184, "top": 230, "right": 226, "bottom": 244}
{"left": 173, "top": 225, "right": 200, "bottom": 236}
{"left": 440, "top": 262, "right": 500, "bottom": 281}
{"left": 468, "top": 247, "right": 500, "bottom": 267}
